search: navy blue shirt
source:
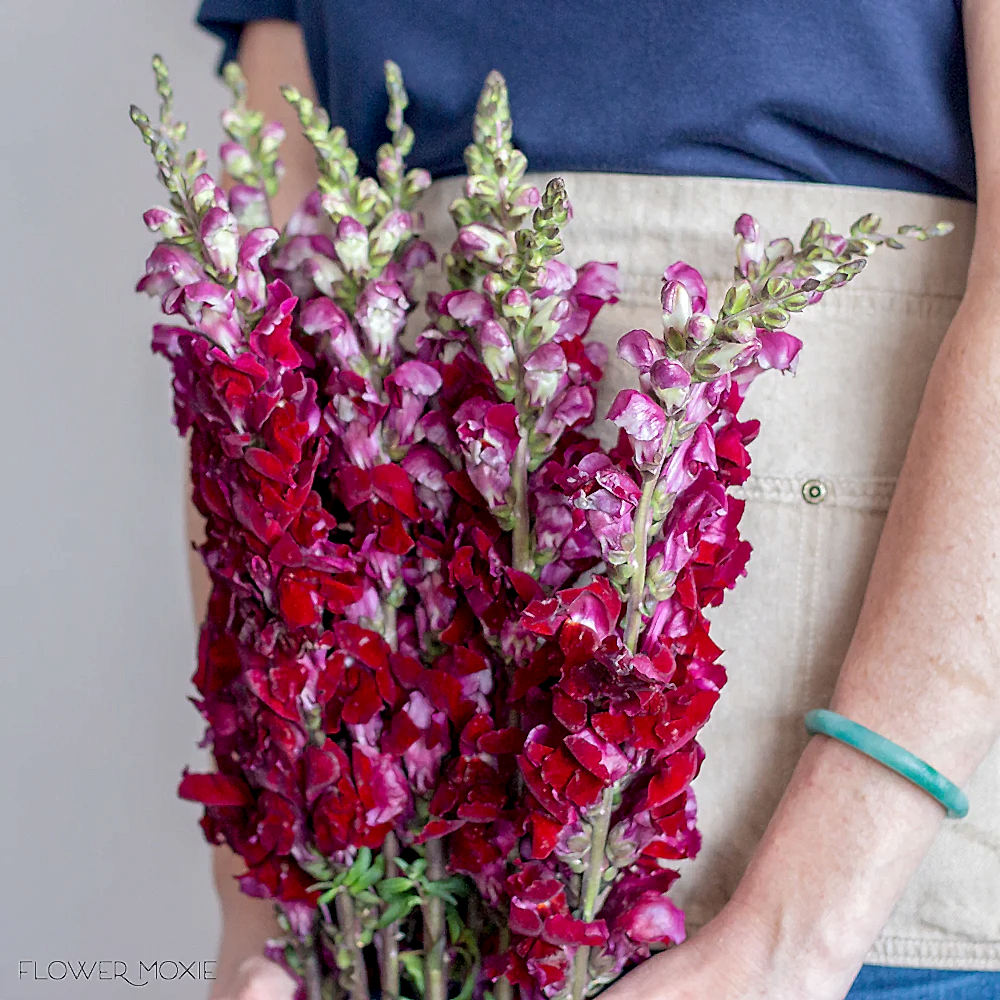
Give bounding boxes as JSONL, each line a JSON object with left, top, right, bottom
{"left": 196, "top": 1, "right": 976, "bottom": 202}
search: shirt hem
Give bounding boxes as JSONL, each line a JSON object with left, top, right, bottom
{"left": 864, "top": 936, "right": 1000, "bottom": 972}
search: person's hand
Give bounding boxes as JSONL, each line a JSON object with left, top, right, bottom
{"left": 209, "top": 953, "right": 297, "bottom": 1000}
{"left": 598, "top": 899, "right": 858, "bottom": 1000}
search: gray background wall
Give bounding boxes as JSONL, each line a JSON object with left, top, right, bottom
{"left": 1, "top": 3, "right": 235, "bottom": 996}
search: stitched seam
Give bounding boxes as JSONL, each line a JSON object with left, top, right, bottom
{"left": 732, "top": 475, "right": 897, "bottom": 512}
{"left": 804, "top": 501, "right": 826, "bottom": 677}
{"left": 866, "top": 935, "right": 1000, "bottom": 971}
{"left": 792, "top": 502, "right": 810, "bottom": 690}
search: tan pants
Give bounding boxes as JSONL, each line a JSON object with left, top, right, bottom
{"left": 417, "top": 171, "right": 999, "bottom": 970}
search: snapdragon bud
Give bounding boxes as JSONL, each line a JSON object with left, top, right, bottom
{"left": 191, "top": 173, "right": 228, "bottom": 214}
{"left": 142, "top": 206, "right": 189, "bottom": 239}
{"left": 734, "top": 212, "right": 765, "bottom": 277}
{"left": 320, "top": 190, "right": 352, "bottom": 221}
{"left": 523, "top": 342, "right": 568, "bottom": 407}
{"left": 259, "top": 121, "right": 286, "bottom": 156}
{"left": 457, "top": 223, "right": 513, "bottom": 265}
{"left": 475, "top": 318, "right": 516, "bottom": 382}
{"left": 334, "top": 216, "right": 370, "bottom": 276}
{"left": 219, "top": 141, "right": 254, "bottom": 179}
{"left": 184, "top": 148, "right": 209, "bottom": 178}
{"left": 403, "top": 168, "right": 431, "bottom": 201}
{"left": 200, "top": 207, "right": 239, "bottom": 279}
{"left": 228, "top": 185, "right": 269, "bottom": 229}
{"left": 508, "top": 183, "right": 541, "bottom": 219}
{"left": 661, "top": 279, "right": 692, "bottom": 333}
{"left": 686, "top": 312, "right": 714, "bottom": 345}
{"left": 482, "top": 272, "right": 510, "bottom": 298}
{"left": 500, "top": 287, "right": 531, "bottom": 321}
{"left": 303, "top": 255, "right": 344, "bottom": 298}
{"left": 648, "top": 357, "right": 691, "bottom": 412}
{"left": 466, "top": 174, "right": 499, "bottom": 200}
{"left": 693, "top": 339, "right": 749, "bottom": 380}
{"left": 370, "top": 209, "right": 412, "bottom": 259}
{"left": 356, "top": 176, "right": 380, "bottom": 217}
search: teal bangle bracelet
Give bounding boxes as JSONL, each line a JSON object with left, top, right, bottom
{"left": 804, "top": 709, "right": 969, "bottom": 819}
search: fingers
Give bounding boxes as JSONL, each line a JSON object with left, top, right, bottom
{"left": 211, "top": 954, "right": 298, "bottom": 1000}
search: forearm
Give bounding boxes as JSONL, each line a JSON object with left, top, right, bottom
{"left": 209, "top": 843, "right": 288, "bottom": 998}
{"left": 236, "top": 19, "right": 321, "bottom": 229}
{"left": 719, "top": 283, "right": 1000, "bottom": 995}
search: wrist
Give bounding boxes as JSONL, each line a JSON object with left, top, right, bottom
{"left": 718, "top": 734, "right": 946, "bottom": 998}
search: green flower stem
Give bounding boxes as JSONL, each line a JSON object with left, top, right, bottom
{"left": 335, "top": 891, "right": 370, "bottom": 1000}
{"left": 380, "top": 832, "right": 401, "bottom": 1000}
{"left": 377, "top": 599, "right": 400, "bottom": 1000}
{"left": 571, "top": 785, "right": 617, "bottom": 1000}
{"left": 511, "top": 434, "right": 532, "bottom": 575}
{"left": 623, "top": 468, "right": 661, "bottom": 654}
{"left": 302, "top": 933, "right": 324, "bottom": 1000}
{"left": 494, "top": 927, "right": 513, "bottom": 1000}
{"left": 382, "top": 599, "right": 398, "bottom": 653}
{"left": 422, "top": 839, "right": 447, "bottom": 1000}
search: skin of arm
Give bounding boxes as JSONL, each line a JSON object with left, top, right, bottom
{"left": 187, "top": 19, "right": 320, "bottom": 1000}
{"left": 603, "top": 2, "right": 1000, "bottom": 998}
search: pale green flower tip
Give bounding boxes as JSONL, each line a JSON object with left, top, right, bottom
{"left": 484, "top": 69, "right": 507, "bottom": 90}
{"left": 222, "top": 61, "right": 246, "bottom": 88}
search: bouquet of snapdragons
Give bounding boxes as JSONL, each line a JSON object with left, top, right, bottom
{"left": 131, "top": 55, "right": 950, "bottom": 1000}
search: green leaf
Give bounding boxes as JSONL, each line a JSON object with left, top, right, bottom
{"left": 423, "top": 876, "right": 468, "bottom": 904}
{"left": 344, "top": 848, "right": 373, "bottom": 889}
{"left": 400, "top": 951, "right": 426, "bottom": 993}
{"left": 376, "top": 898, "right": 412, "bottom": 928}
{"left": 446, "top": 907, "right": 463, "bottom": 943}
{"left": 437, "top": 877, "right": 470, "bottom": 896}
{"left": 455, "top": 966, "right": 479, "bottom": 1000}
{"left": 307, "top": 880, "right": 335, "bottom": 893}
{"left": 378, "top": 877, "right": 416, "bottom": 898}
{"left": 351, "top": 858, "right": 385, "bottom": 893}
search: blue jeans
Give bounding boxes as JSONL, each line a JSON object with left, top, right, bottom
{"left": 846, "top": 966, "right": 1000, "bottom": 999}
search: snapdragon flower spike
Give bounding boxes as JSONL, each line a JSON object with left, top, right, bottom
{"left": 136, "top": 53, "right": 950, "bottom": 1000}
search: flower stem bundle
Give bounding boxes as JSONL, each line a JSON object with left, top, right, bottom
{"left": 132, "top": 55, "right": 950, "bottom": 1000}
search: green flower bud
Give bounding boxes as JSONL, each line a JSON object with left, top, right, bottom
{"left": 694, "top": 340, "right": 748, "bottom": 380}
{"left": 765, "top": 274, "right": 793, "bottom": 298}
{"left": 758, "top": 304, "right": 790, "bottom": 330}
{"left": 851, "top": 212, "right": 881, "bottom": 236}
{"left": 721, "top": 279, "right": 753, "bottom": 316}
{"left": 801, "top": 217, "right": 831, "bottom": 248}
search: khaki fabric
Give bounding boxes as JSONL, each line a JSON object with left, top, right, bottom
{"left": 415, "top": 172, "right": 999, "bottom": 970}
